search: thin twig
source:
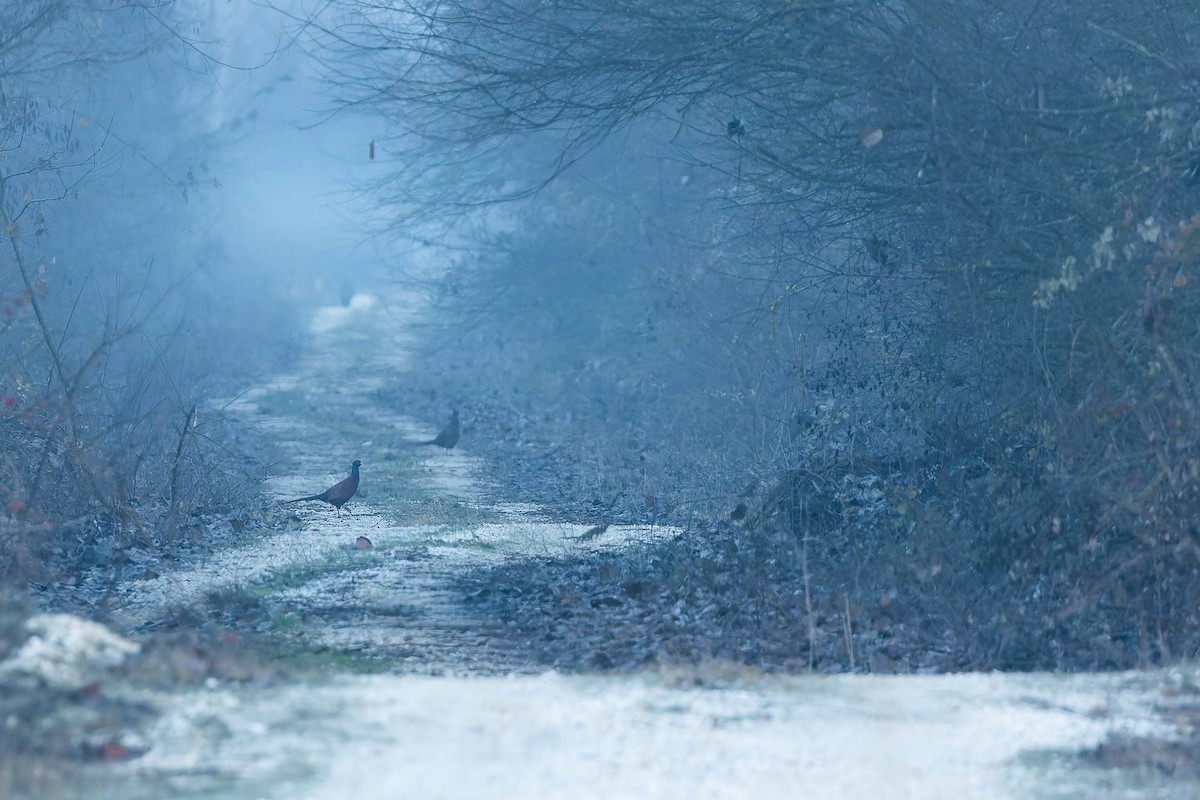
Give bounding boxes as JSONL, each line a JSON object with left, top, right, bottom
{"left": 802, "top": 529, "right": 817, "bottom": 672}
{"left": 843, "top": 593, "right": 855, "bottom": 671}
{"left": 167, "top": 406, "right": 198, "bottom": 524}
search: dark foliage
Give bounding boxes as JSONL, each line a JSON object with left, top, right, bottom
{"left": 335, "top": 0, "right": 1200, "bottom": 669}
{"left": 0, "top": 3, "right": 298, "bottom": 603}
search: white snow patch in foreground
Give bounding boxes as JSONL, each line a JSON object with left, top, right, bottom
{"left": 0, "top": 614, "right": 140, "bottom": 689}
{"left": 117, "top": 669, "right": 1174, "bottom": 800}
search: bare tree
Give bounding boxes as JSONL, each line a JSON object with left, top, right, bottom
{"left": 1, "top": 2, "right": 281, "bottom": 587}
{"left": 319, "top": 0, "right": 1200, "bottom": 665}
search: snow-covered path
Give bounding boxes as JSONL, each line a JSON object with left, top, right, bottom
{"left": 92, "top": 292, "right": 1197, "bottom": 799}
{"left": 95, "top": 666, "right": 1194, "bottom": 799}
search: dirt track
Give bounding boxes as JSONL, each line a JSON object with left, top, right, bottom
{"left": 87, "top": 291, "right": 1199, "bottom": 799}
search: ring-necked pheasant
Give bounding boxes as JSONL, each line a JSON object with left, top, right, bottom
{"left": 418, "top": 409, "right": 460, "bottom": 449}
{"left": 287, "top": 460, "right": 361, "bottom": 516}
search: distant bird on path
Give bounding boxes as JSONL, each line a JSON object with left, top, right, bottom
{"left": 418, "top": 409, "right": 460, "bottom": 449}
{"left": 287, "top": 460, "right": 361, "bottom": 516}
{"left": 567, "top": 523, "right": 610, "bottom": 542}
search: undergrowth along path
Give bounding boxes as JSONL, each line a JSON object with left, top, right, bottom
{"left": 89, "top": 292, "right": 1200, "bottom": 800}
{"left": 114, "top": 291, "right": 667, "bottom": 673}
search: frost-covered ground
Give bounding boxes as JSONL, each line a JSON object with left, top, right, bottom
{"left": 84, "top": 668, "right": 1189, "bottom": 800}
{"left": 112, "top": 290, "right": 676, "bottom": 669}
{"left": 79, "top": 291, "right": 1199, "bottom": 799}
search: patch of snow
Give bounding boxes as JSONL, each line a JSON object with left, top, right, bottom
{"left": 310, "top": 292, "right": 379, "bottom": 334}
{"left": 110, "top": 669, "right": 1184, "bottom": 800}
{"left": 0, "top": 614, "right": 140, "bottom": 689}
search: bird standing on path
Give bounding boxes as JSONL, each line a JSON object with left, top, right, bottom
{"left": 287, "top": 460, "right": 361, "bottom": 516}
{"left": 418, "top": 409, "right": 460, "bottom": 449}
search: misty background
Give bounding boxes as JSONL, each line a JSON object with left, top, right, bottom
{"left": 3, "top": 0, "right": 1200, "bottom": 691}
